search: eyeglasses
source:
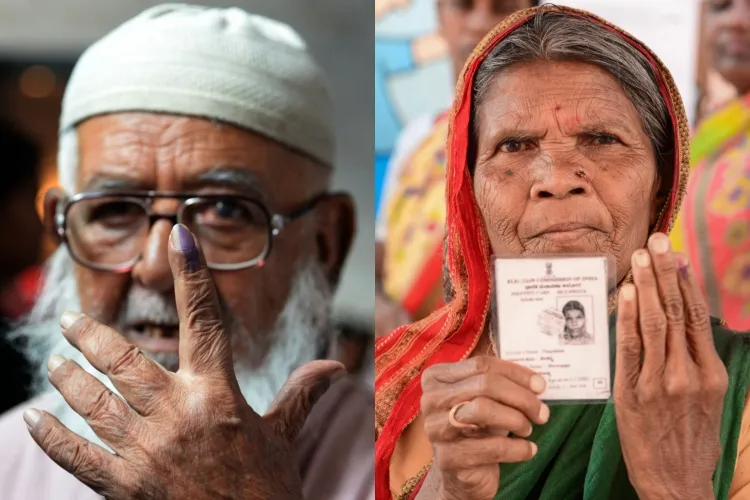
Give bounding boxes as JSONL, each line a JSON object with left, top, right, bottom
{"left": 55, "top": 191, "right": 324, "bottom": 272}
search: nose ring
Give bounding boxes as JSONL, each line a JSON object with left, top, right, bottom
{"left": 576, "top": 170, "right": 586, "bottom": 178}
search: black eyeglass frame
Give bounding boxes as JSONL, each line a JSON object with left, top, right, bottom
{"left": 55, "top": 190, "right": 326, "bottom": 273}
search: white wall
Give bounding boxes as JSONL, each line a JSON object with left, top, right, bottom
{"left": 0, "top": 0, "right": 375, "bottom": 325}
{"left": 541, "top": 0, "right": 702, "bottom": 126}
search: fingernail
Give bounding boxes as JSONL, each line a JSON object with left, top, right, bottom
{"left": 47, "top": 354, "right": 67, "bottom": 373}
{"left": 530, "top": 441, "right": 538, "bottom": 457}
{"left": 60, "top": 311, "right": 81, "bottom": 330}
{"left": 170, "top": 224, "right": 200, "bottom": 271}
{"left": 23, "top": 408, "right": 41, "bottom": 428}
{"left": 649, "top": 234, "right": 670, "bottom": 254}
{"left": 620, "top": 284, "right": 635, "bottom": 301}
{"left": 530, "top": 375, "right": 546, "bottom": 393}
{"left": 633, "top": 251, "right": 650, "bottom": 268}
{"left": 538, "top": 403, "right": 550, "bottom": 424}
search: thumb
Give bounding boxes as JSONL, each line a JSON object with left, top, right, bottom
{"left": 263, "top": 360, "right": 346, "bottom": 443}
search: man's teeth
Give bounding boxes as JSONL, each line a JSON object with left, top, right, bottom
{"left": 143, "top": 326, "right": 177, "bottom": 339}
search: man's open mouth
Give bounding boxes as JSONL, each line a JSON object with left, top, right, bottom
{"left": 132, "top": 324, "right": 179, "bottom": 339}
{"left": 127, "top": 324, "right": 180, "bottom": 353}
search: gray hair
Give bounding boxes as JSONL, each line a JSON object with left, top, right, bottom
{"left": 471, "top": 10, "right": 673, "bottom": 172}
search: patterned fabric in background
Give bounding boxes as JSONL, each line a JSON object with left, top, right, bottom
{"left": 671, "top": 93, "right": 750, "bottom": 331}
{"left": 383, "top": 114, "right": 449, "bottom": 321}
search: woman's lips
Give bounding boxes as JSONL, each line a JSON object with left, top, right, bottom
{"left": 531, "top": 223, "right": 596, "bottom": 243}
{"left": 126, "top": 325, "right": 179, "bottom": 353}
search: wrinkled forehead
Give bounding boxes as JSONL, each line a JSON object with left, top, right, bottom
{"left": 473, "top": 60, "right": 644, "bottom": 138}
{"left": 68, "top": 112, "right": 324, "bottom": 200}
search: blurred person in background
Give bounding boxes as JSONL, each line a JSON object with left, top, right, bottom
{"left": 375, "top": 0, "right": 539, "bottom": 337}
{"left": 0, "top": 120, "right": 43, "bottom": 414}
{"left": 375, "top": 0, "right": 448, "bottom": 208}
{"left": 670, "top": 0, "right": 750, "bottom": 330}
{"left": 0, "top": 5, "right": 373, "bottom": 499}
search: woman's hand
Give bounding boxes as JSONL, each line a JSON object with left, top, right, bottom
{"left": 23, "top": 225, "right": 344, "bottom": 500}
{"left": 614, "top": 233, "right": 727, "bottom": 499}
{"left": 420, "top": 356, "right": 550, "bottom": 500}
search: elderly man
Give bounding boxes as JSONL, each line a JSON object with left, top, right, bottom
{"left": 0, "top": 5, "right": 373, "bottom": 499}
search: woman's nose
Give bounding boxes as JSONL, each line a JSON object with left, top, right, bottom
{"left": 529, "top": 168, "right": 588, "bottom": 200}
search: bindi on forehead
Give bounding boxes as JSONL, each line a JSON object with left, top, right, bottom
{"left": 478, "top": 61, "right": 642, "bottom": 138}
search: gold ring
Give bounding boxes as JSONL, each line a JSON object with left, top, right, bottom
{"left": 448, "top": 401, "right": 480, "bottom": 430}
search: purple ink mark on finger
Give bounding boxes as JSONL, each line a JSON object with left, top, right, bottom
{"left": 174, "top": 224, "right": 200, "bottom": 272}
{"left": 678, "top": 258, "right": 689, "bottom": 280}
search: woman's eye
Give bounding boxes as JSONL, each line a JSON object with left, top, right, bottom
{"left": 499, "top": 140, "right": 531, "bottom": 153}
{"left": 708, "top": 0, "right": 731, "bottom": 12}
{"left": 586, "top": 134, "right": 619, "bottom": 146}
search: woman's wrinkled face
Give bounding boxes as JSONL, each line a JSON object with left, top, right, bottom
{"left": 473, "top": 60, "right": 662, "bottom": 282}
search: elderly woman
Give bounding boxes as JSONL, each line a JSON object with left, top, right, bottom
{"left": 376, "top": 6, "right": 750, "bottom": 500}
{"left": 670, "top": 0, "right": 750, "bottom": 330}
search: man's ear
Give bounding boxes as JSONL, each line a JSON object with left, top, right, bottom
{"left": 314, "top": 193, "right": 356, "bottom": 287}
{"left": 43, "top": 187, "right": 66, "bottom": 245}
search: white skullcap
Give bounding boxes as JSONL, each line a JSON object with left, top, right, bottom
{"left": 60, "top": 3, "right": 335, "bottom": 167}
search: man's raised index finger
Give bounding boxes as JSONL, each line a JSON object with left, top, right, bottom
{"left": 169, "top": 224, "right": 235, "bottom": 378}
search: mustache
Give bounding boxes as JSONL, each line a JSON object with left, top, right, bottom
{"left": 117, "top": 285, "right": 235, "bottom": 332}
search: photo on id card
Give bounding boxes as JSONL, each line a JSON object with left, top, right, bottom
{"left": 493, "top": 255, "right": 613, "bottom": 403}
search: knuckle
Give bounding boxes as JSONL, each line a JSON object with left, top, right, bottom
{"left": 663, "top": 375, "right": 692, "bottom": 397}
{"left": 467, "top": 356, "right": 491, "bottom": 375}
{"left": 636, "top": 381, "right": 660, "bottom": 402}
{"left": 640, "top": 311, "right": 667, "bottom": 333}
{"left": 655, "top": 258, "right": 677, "bottom": 275}
{"left": 618, "top": 336, "right": 642, "bottom": 358}
{"left": 474, "top": 374, "right": 492, "bottom": 395}
{"left": 612, "top": 389, "right": 627, "bottom": 407}
{"left": 420, "top": 393, "right": 434, "bottom": 413}
{"left": 82, "top": 387, "right": 119, "bottom": 423}
{"left": 421, "top": 367, "right": 438, "bottom": 390}
{"left": 685, "top": 303, "right": 709, "bottom": 329}
{"left": 423, "top": 415, "right": 448, "bottom": 442}
{"left": 187, "top": 303, "right": 223, "bottom": 335}
{"left": 703, "top": 369, "right": 729, "bottom": 395}
{"left": 662, "top": 296, "right": 684, "bottom": 322}
{"left": 463, "top": 398, "right": 488, "bottom": 422}
{"left": 421, "top": 392, "right": 445, "bottom": 415}
{"left": 68, "top": 441, "right": 104, "bottom": 481}
{"left": 108, "top": 345, "right": 144, "bottom": 377}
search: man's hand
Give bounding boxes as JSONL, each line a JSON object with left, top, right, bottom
{"left": 614, "top": 233, "right": 725, "bottom": 499}
{"left": 23, "top": 224, "right": 344, "bottom": 500}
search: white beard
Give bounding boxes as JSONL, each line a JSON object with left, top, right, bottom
{"left": 10, "top": 248, "right": 333, "bottom": 447}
